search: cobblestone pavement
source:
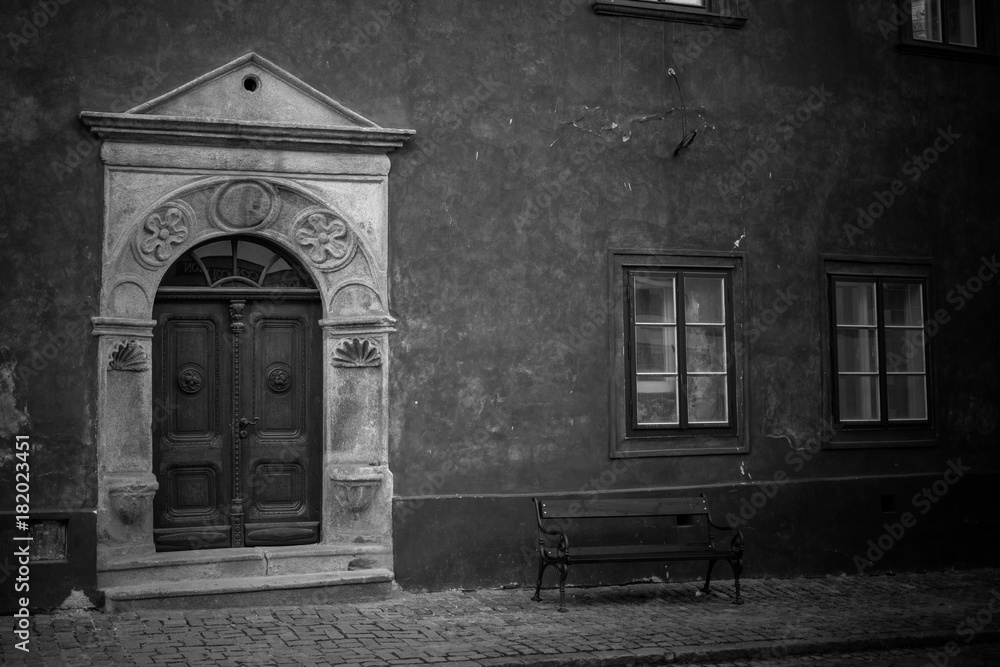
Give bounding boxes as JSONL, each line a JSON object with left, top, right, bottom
{"left": 3, "top": 569, "right": 999, "bottom": 666}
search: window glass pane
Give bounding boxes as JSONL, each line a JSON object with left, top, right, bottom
{"left": 834, "top": 281, "right": 876, "bottom": 325}
{"left": 838, "top": 375, "right": 880, "bottom": 421}
{"left": 160, "top": 252, "right": 208, "bottom": 286}
{"left": 686, "top": 326, "right": 726, "bottom": 372}
{"left": 684, "top": 276, "right": 725, "bottom": 324}
{"left": 687, "top": 375, "right": 728, "bottom": 424}
{"left": 947, "top": 0, "right": 977, "bottom": 46}
{"left": 634, "top": 274, "right": 675, "bottom": 324}
{"left": 233, "top": 241, "right": 272, "bottom": 285}
{"left": 262, "top": 258, "right": 311, "bottom": 288}
{"left": 635, "top": 326, "right": 677, "bottom": 374}
{"left": 885, "top": 329, "right": 926, "bottom": 373}
{"left": 195, "top": 240, "right": 235, "bottom": 283}
{"left": 888, "top": 375, "right": 928, "bottom": 421}
{"left": 836, "top": 329, "right": 879, "bottom": 373}
{"left": 883, "top": 283, "right": 923, "bottom": 326}
{"left": 912, "top": 0, "right": 943, "bottom": 42}
{"left": 636, "top": 377, "right": 678, "bottom": 425}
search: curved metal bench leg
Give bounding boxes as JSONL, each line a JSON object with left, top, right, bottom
{"left": 556, "top": 563, "right": 568, "bottom": 612}
{"left": 731, "top": 558, "right": 744, "bottom": 605}
{"left": 702, "top": 559, "right": 717, "bottom": 594}
{"left": 532, "top": 560, "right": 548, "bottom": 602}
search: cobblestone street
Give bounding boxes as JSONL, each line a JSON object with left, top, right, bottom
{"left": 3, "top": 569, "right": 999, "bottom": 666}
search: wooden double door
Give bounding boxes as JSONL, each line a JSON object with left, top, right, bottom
{"left": 152, "top": 296, "right": 322, "bottom": 551}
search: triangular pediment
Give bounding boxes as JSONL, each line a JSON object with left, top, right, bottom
{"left": 130, "top": 53, "right": 373, "bottom": 127}
{"left": 81, "top": 53, "right": 413, "bottom": 152}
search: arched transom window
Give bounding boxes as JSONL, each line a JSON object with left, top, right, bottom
{"left": 159, "top": 237, "right": 317, "bottom": 290}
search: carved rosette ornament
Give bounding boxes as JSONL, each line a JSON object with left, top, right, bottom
{"left": 267, "top": 368, "right": 291, "bottom": 392}
{"left": 293, "top": 206, "right": 357, "bottom": 271}
{"left": 135, "top": 202, "right": 191, "bottom": 266}
{"left": 178, "top": 368, "right": 203, "bottom": 393}
{"left": 332, "top": 338, "right": 382, "bottom": 368}
{"left": 108, "top": 340, "right": 150, "bottom": 372}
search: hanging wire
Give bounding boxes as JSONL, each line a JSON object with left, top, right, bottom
{"left": 668, "top": 67, "right": 697, "bottom": 157}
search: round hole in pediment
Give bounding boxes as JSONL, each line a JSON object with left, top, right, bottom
{"left": 243, "top": 75, "right": 260, "bottom": 92}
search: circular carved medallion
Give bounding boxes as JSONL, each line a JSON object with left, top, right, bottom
{"left": 178, "top": 369, "right": 203, "bottom": 394}
{"left": 268, "top": 368, "right": 291, "bottom": 393}
{"left": 210, "top": 180, "right": 281, "bottom": 230}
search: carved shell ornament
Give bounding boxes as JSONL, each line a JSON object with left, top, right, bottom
{"left": 108, "top": 340, "right": 150, "bottom": 372}
{"left": 138, "top": 205, "right": 189, "bottom": 263}
{"left": 332, "top": 338, "right": 382, "bottom": 368}
{"left": 293, "top": 208, "right": 357, "bottom": 271}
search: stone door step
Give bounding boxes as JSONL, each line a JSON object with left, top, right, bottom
{"left": 98, "top": 543, "right": 393, "bottom": 587}
{"left": 102, "top": 569, "right": 394, "bottom": 612}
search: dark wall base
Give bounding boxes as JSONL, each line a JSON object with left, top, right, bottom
{"left": 392, "top": 472, "right": 999, "bottom": 591}
{"left": 0, "top": 509, "right": 98, "bottom": 613}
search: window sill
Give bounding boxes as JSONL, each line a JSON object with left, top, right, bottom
{"left": 612, "top": 433, "right": 747, "bottom": 457}
{"left": 591, "top": 1, "right": 748, "bottom": 28}
{"left": 897, "top": 43, "right": 1000, "bottom": 65}
{"left": 824, "top": 426, "right": 937, "bottom": 450}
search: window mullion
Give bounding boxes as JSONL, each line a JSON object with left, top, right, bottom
{"left": 875, "top": 278, "right": 889, "bottom": 426}
{"left": 626, "top": 270, "right": 638, "bottom": 429}
{"left": 677, "top": 270, "right": 689, "bottom": 428}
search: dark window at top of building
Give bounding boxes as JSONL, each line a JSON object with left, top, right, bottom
{"left": 591, "top": 0, "right": 748, "bottom": 28}
{"left": 897, "top": 0, "right": 1000, "bottom": 63}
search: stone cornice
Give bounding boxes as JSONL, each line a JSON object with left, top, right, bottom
{"left": 80, "top": 113, "right": 415, "bottom": 154}
{"left": 91, "top": 317, "right": 157, "bottom": 338}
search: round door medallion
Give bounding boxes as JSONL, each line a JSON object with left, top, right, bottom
{"left": 178, "top": 369, "right": 203, "bottom": 394}
{"left": 268, "top": 368, "right": 291, "bottom": 393}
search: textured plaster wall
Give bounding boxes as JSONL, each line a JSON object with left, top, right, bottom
{"left": 1, "top": 0, "right": 999, "bottom": 593}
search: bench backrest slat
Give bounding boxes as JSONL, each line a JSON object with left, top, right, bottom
{"left": 537, "top": 497, "right": 709, "bottom": 519}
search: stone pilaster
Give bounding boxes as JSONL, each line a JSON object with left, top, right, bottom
{"left": 92, "top": 317, "right": 159, "bottom": 564}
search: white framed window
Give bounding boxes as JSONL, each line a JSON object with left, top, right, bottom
{"left": 610, "top": 250, "right": 747, "bottom": 457}
{"left": 822, "top": 258, "right": 936, "bottom": 449}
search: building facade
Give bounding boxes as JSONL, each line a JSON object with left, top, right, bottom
{"left": 1, "top": 0, "right": 998, "bottom": 610}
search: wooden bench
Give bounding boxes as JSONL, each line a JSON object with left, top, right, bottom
{"left": 531, "top": 495, "right": 744, "bottom": 611}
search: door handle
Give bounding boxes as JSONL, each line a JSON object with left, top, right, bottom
{"left": 238, "top": 416, "right": 259, "bottom": 439}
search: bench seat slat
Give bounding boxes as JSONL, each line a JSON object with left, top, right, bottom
{"left": 543, "top": 544, "right": 733, "bottom": 564}
{"left": 538, "top": 497, "right": 709, "bottom": 519}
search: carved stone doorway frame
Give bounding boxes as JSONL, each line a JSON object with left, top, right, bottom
{"left": 81, "top": 53, "right": 413, "bottom": 570}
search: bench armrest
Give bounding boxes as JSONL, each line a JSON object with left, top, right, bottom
{"left": 730, "top": 529, "right": 744, "bottom": 557}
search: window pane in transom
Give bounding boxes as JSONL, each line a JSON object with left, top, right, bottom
{"left": 634, "top": 274, "right": 675, "bottom": 324}
{"left": 835, "top": 281, "right": 876, "bottom": 325}
{"left": 684, "top": 276, "right": 725, "bottom": 324}
{"left": 883, "top": 283, "right": 924, "bottom": 327}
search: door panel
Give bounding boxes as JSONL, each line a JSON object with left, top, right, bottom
{"left": 152, "top": 303, "right": 231, "bottom": 551}
{"left": 244, "top": 303, "right": 322, "bottom": 546}
{"left": 152, "top": 296, "right": 321, "bottom": 551}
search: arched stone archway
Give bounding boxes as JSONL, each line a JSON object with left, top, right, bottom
{"left": 83, "top": 53, "right": 412, "bottom": 602}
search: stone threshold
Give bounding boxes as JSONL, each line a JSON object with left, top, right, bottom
{"left": 102, "top": 569, "right": 394, "bottom": 612}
